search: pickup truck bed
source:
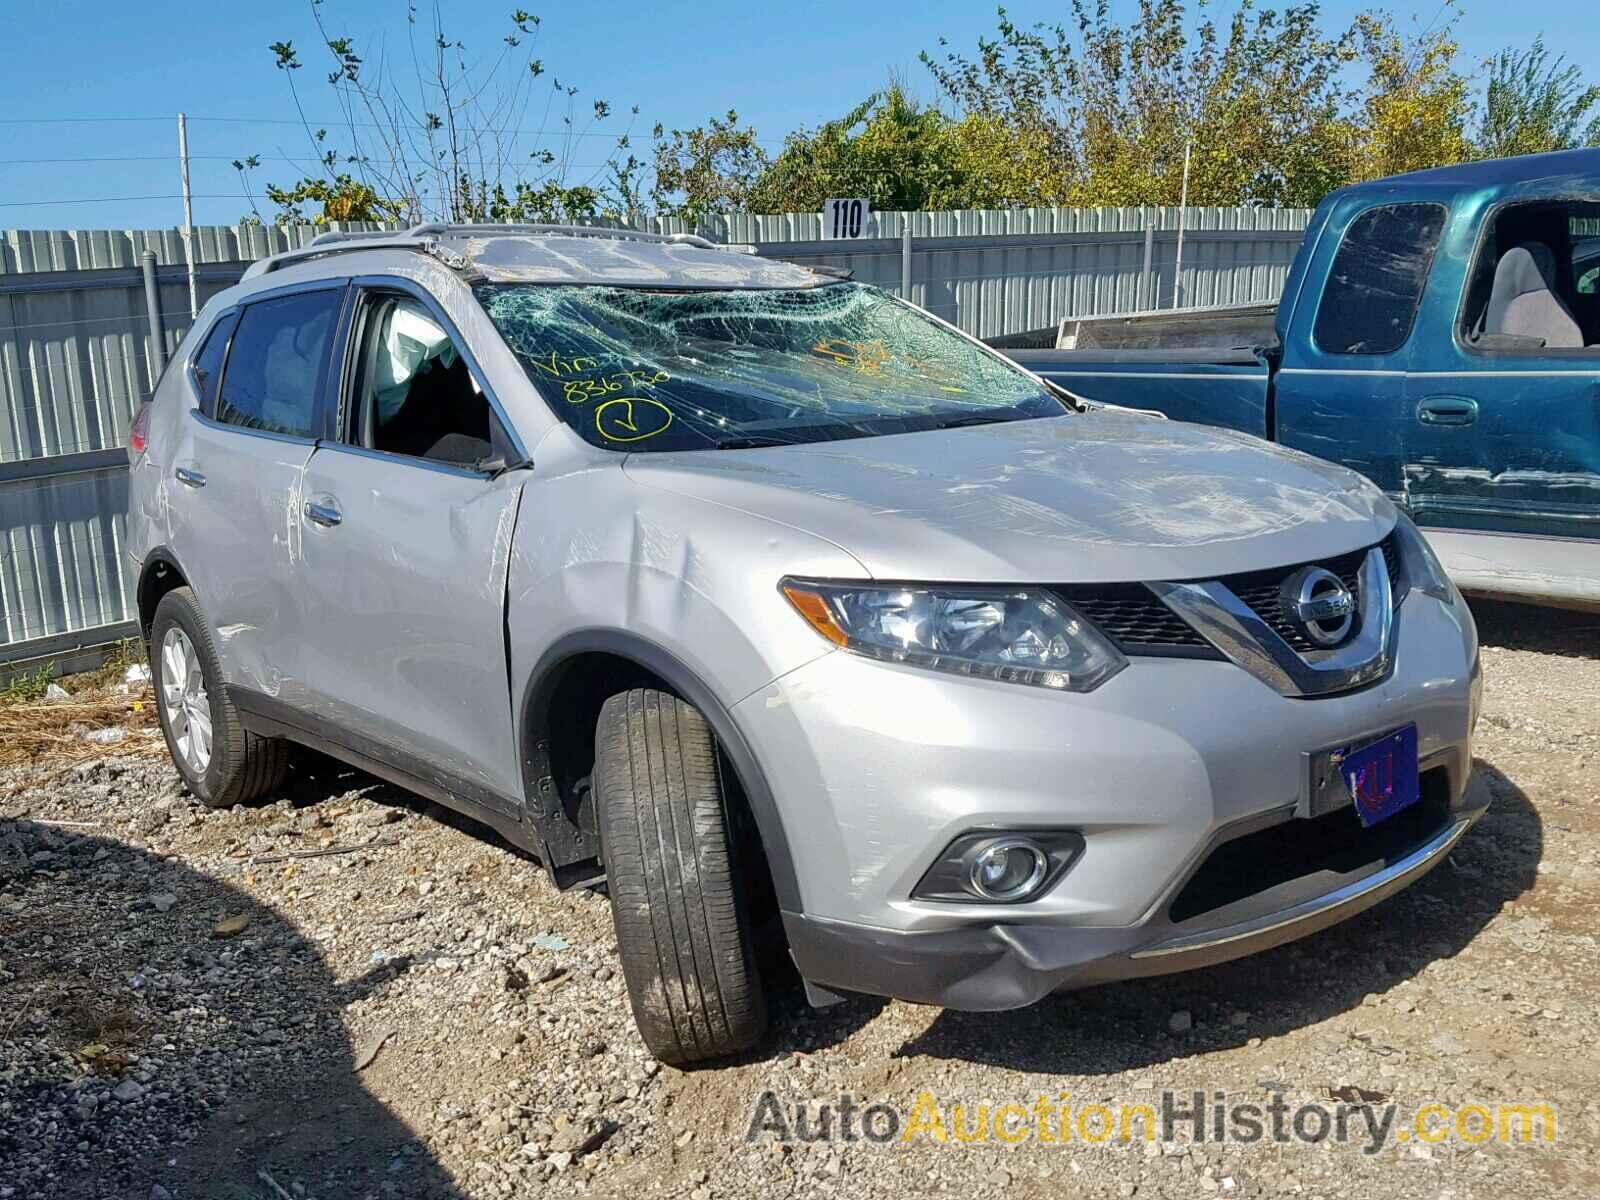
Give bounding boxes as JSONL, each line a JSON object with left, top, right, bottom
{"left": 1010, "top": 347, "right": 1272, "bottom": 438}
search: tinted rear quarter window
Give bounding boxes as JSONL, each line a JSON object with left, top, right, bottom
{"left": 216, "top": 289, "right": 343, "bottom": 437}
{"left": 189, "top": 311, "right": 237, "bottom": 417}
{"left": 1314, "top": 204, "right": 1446, "bottom": 356}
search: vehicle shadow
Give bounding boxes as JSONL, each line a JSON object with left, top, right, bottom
{"left": 0, "top": 816, "right": 467, "bottom": 1200}
{"left": 275, "top": 750, "right": 544, "bottom": 870}
{"left": 884, "top": 757, "right": 1539, "bottom": 1074}
{"left": 270, "top": 755, "right": 899, "bottom": 1068}
{"left": 1470, "top": 597, "right": 1600, "bottom": 661}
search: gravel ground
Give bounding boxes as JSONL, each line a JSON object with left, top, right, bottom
{"left": 2, "top": 598, "right": 1597, "bottom": 1199}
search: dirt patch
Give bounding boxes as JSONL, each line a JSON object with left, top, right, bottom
{"left": 0, "top": 655, "right": 161, "bottom": 773}
{"left": 1, "top": 598, "right": 1596, "bottom": 1199}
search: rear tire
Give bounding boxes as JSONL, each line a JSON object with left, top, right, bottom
{"left": 594, "top": 688, "right": 767, "bottom": 1065}
{"left": 150, "top": 587, "right": 290, "bottom": 809}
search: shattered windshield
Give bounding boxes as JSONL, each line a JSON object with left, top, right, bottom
{"left": 473, "top": 281, "right": 1065, "bottom": 451}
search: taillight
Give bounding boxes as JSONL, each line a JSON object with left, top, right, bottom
{"left": 129, "top": 404, "right": 151, "bottom": 456}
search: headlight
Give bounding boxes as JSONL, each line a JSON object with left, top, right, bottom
{"left": 1391, "top": 511, "right": 1457, "bottom": 603}
{"left": 780, "top": 579, "right": 1127, "bottom": 692}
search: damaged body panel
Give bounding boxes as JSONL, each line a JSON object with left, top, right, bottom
{"left": 127, "top": 224, "right": 1485, "bottom": 1058}
{"left": 623, "top": 414, "right": 1394, "bottom": 584}
{"left": 1008, "top": 149, "right": 1600, "bottom": 610}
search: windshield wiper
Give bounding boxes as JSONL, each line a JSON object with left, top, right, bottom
{"left": 710, "top": 435, "right": 795, "bottom": 450}
{"left": 936, "top": 413, "right": 1016, "bottom": 431}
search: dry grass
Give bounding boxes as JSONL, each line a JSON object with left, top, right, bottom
{"left": 0, "top": 675, "right": 163, "bottom": 771}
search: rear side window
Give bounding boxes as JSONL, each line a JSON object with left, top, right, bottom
{"left": 1314, "top": 204, "right": 1446, "bottom": 356}
{"left": 189, "top": 311, "right": 237, "bottom": 416}
{"left": 215, "top": 289, "right": 342, "bottom": 437}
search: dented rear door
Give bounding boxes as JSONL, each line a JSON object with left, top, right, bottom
{"left": 165, "top": 286, "right": 344, "bottom": 705}
{"left": 1273, "top": 200, "right": 1446, "bottom": 497}
{"left": 292, "top": 447, "right": 529, "bottom": 815}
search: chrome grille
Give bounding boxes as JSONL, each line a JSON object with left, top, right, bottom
{"left": 1056, "top": 584, "right": 1215, "bottom": 654}
{"left": 1058, "top": 535, "right": 1399, "bottom": 658}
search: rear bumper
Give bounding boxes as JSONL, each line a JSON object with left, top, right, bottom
{"left": 785, "top": 773, "right": 1488, "bottom": 1011}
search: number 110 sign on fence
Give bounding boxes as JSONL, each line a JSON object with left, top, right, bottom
{"left": 822, "top": 198, "right": 871, "bottom": 240}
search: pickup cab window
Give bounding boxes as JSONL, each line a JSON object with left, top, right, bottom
{"left": 1313, "top": 203, "right": 1446, "bottom": 356}
{"left": 1462, "top": 202, "right": 1600, "bottom": 351}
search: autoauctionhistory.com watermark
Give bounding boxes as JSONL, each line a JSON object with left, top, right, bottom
{"left": 745, "top": 1089, "right": 1557, "bottom": 1155}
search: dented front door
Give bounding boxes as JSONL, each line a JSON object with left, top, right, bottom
{"left": 1404, "top": 359, "right": 1600, "bottom": 539}
{"left": 1400, "top": 195, "right": 1600, "bottom": 542}
{"left": 292, "top": 445, "right": 529, "bottom": 816}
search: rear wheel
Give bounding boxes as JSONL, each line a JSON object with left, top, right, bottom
{"left": 594, "top": 688, "right": 767, "bottom": 1065}
{"left": 150, "top": 587, "right": 289, "bottom": 809}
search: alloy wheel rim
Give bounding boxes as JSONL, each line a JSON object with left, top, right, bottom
{"left": 160, "top": 627, "right": 212, "bottom": 774}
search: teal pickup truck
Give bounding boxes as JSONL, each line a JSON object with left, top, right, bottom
{"left": 1007, "top": 149, "right": 1600, "bottom": 610}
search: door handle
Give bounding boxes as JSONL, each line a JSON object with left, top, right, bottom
{"left": 304, "top": 500, "right": 343, "bottom": 528}
{"left": 173, "top": 466, "right": 206, "bottom": 488}
{"left": 1416, "top": 396, "right": 1478, "bottom": 426}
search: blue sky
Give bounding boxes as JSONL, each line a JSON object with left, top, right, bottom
{"left": 1, "top": 0, "right": 1594, "bottom": 230}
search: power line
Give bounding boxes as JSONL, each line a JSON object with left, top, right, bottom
{"left": 2, "top": 311, "right": 200, "bottom": 335}
{"left": 0, "top": 112, "right": 788, "bottom": 145}
{"left": 0, "top": 155, "right": 310, "bottom": 166}
{"left": 0, "top": 116, "right": 175, "bottom": 124}
{"left": 0, "top": 195, "right": 212, "bottom": 209}
{"left": 0, "top": 156, "right": 631, "bottom": 170}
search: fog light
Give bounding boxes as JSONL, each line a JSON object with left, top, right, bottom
{"left": 970, "top": 839, "right": 1048, "bottom": 900}
{"left": 912, "top": 829, "right": 1084, "bottom": 904}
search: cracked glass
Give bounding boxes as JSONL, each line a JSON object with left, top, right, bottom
{"left": 474, "top": 281, "right": 1065, "bottom": 451}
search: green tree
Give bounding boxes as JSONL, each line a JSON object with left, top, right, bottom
{"left": 650, "top": 111, "right": 769, "bottom": 221}
{"left": 922, "top": 1, "right": 1359, "bottom": 208}
{"left": 1341, "top": 10, "right": 1474, "bottom": 182}
{"left": 744, "top": 84, "right": 1067, "bottom": 213}
{"left": 1477, "top": 36, "right": 1600, "bottom": 159}
{"left": 921, "top": 2, "right": 1486, "bottom": 208}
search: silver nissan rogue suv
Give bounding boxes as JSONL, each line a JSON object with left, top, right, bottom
{"left": 127, "top": 224, "right": 1486, "bottom": 1064}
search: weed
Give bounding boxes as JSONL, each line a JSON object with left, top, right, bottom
{"left": 1, "top": 663, "right": 56, "bottom": 704}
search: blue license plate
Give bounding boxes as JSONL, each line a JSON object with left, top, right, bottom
{"left": 1341, "top": 725, "right": 1420, "bottom": 827}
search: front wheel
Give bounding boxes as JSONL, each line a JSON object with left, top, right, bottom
{"left": 594, "top": 688, "right": 767, "bottom": 1065}
{"left": 150, "top": 587, "right": 289, "bottom": 809}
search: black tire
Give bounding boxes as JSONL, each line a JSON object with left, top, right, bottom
{"left": 149, "top": 586, "right": 290, "bottom": 809}
{"left": 594, "top": 688, "right": 767, "bottom": 1065}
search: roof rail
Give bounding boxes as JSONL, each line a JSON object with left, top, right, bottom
{"left": 406, "top": 222, "right": 721, "bottom": 250}
{"left": 242, "top": 221, "right": 731, "bottom": 280}
{"left": 240, "top": 236, "right": 439, "bottom": 280}
{"left": 306, "top": 226, "right": 407, "bottom": 247}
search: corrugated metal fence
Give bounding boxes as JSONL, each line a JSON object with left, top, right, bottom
{"left": 0, "top": 205, "right": 1309, "bottom": 669}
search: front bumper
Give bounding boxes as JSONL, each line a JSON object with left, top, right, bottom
{"left": 784, "top": 785, "right": 1486, "bottom": 1009}
{"left": 732, "top": 586, "right": 1482, "bottom": 1009}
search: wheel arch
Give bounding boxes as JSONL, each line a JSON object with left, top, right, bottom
{"left": 136, "top": 546, "right": 191, "bottom": 645}
{"left": 518, "top": 629, "right": 802, "bottom": 911}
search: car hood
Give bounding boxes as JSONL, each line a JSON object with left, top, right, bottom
{"left": 622, "top": 413, "right": 1396, "bottom": 583}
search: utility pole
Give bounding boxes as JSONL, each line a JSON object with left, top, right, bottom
{"left": 900, "top": 217, "right": 913, "bottom": 301}
{"left": 1139, "top": 208, "right": 1155, "bottom": 311}
{"left": 1172, "top": 139, "right": 1192, "bottom": 310}
{"left": 177, "top": 112, "right": 198, "bottom": 319}
{"left": 140, "top": 250, "right": 166, "bottom": 376}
